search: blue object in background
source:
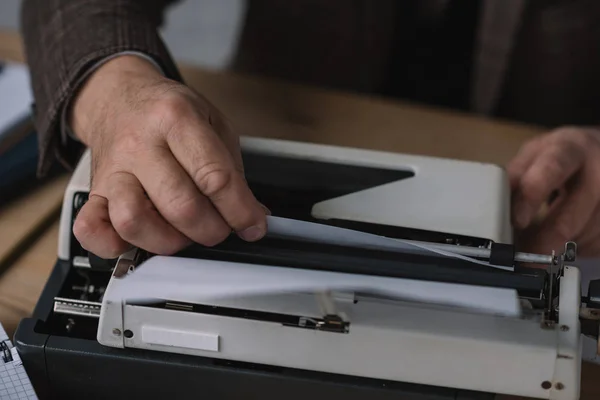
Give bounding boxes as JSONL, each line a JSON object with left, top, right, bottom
{"left": 0, "top": 60, "right": 43, "bottom": 204}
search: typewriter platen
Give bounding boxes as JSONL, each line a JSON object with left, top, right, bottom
{"left": 15, "top": 137, "right": 600, "bottom": 400}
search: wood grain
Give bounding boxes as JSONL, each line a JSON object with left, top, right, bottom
{"left": 0, "top": 221, "right": 59, "bottom": 339}
{"left": 178, "top": 64, "right": 544, "bottom": 166}
{"left": 0, "top": 29, "right": 24, "bottom": 63}
{"left": 0, "top": 174, "right": 69, "bottom": 269}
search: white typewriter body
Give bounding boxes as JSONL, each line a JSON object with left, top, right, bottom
{"left": 59, "top": 137, "right": 584, "bottom": 400}
{"left": 57, "top": 136, "right": 512, "bottom": 261}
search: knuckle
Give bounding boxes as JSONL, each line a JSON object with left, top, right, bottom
{"left": 73, "top": 217, "right": 128, "bottom": 258}
{"left": 554, "top": 127, "right": 592, "bottom": 150}
{"left": 114, "top": 131, "right": 144, "bottom": 155}
{"left": 72, "top": 215, "right": 95, "bottom": 241}
{"left": 544, "top": 159, "right": 566, "bottom": 181}
{"left": 163, "top": 193, "right": 201, "bottom": 223}
{"left": 155, "top": 93, "right": 193, "bottom": 124}
{"left": 570, "top": 129, "right": 591, "bottom": 145}
{"left": 111, "top": 204, "right": 143, "bottom": 239}
{"left": 194, "top": 163, "right": 233, "bottom": 198}
{"left": 565, "top": 136, "right": 587, "bottom": 157}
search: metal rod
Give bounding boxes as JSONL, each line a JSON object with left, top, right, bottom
{"left": 514, "top": 252, "right": 555, "bottom": 265}
{"left": 401, "top": 239, "right": 556, "bottom": 265}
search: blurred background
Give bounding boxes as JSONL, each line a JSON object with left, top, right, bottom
{"left": 0, "top": 0, "right": 247, "bottom": 70}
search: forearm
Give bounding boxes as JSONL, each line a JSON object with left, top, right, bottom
{"left": 20, "top": 0, "right": 181, "bottom": 176}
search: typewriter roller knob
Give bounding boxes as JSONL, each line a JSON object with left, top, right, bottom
{"left": 489, "top": 243, "right": 515, "bottom": 267}
{"left": 587, "top": 280, "right": 600, "bottom": 309}
{"left": 563, "top": 241, "right": 577, "bottom": 263}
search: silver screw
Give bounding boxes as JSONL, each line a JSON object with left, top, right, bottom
{"left": 112, "top": 328, "right": 122, "bottom": 336}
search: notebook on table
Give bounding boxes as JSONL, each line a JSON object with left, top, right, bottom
{"left": 0, "top": 322, "right": 37, "bottom": 400}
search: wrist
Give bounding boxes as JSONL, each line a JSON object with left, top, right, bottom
{"left": 69, "top": 55, "right": 164, "bottom": 146}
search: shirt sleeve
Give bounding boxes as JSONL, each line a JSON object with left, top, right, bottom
{"left": 20, "top": 0, "right": 182, "bottom": 177}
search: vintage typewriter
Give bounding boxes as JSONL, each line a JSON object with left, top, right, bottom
{"left": 14, "top": 137, "right": 600, "bottom": 400}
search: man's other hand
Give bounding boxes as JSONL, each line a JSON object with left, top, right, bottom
{"left": 508, "top": 127, "right": 600, "bottom": 257}
{"left": 70, "top": 55, "right": 267, "bottom": 259}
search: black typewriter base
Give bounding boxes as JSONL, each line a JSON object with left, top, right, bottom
{"left": 15, "top": 260, "right": 495, "bottom": 400}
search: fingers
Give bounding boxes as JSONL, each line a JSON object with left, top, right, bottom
{"left": 511, "top": 140, "right": 585, "bottom": 229}
{"left": 73, "top": 194, "right": 131, "bottom": 258}
{"left": 107, "top": 172, "right": 192, "bottom": 254}
{"left": 74, "top": 174, "right": 194, "bottom": 257}
{"left": 166, "top": 114, "right": 267, "bottom": 240}
{"left": 522, "top": 166, "right": 598, "bottom": 254}
{"left": 506, "top": 137, "right": 540, "bottom": 190}
{"left": 133, "top": 146, "right": 233, "bottom": 246}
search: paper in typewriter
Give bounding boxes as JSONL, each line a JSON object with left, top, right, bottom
{"left": 114, "top": 251, "right": 522, "bottom": 319}
{"left": 0, "top": 323, "right": 38, "bottom": 400}
{"left": 265, "top": 216, "right": 512, "bottom": 271}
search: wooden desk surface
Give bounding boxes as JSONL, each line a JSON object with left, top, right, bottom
{"left": 0, "top": 175, "right": 69, "bottom": 268}
{"left": 177, "top": 66, "right": 542, "bottom": 167}
{"left": 0, "top": 29, "right": 598, "bottom": 399}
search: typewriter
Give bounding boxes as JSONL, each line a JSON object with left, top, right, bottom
{"left": 14, "top": 137, "right": 600, "bottom": 400}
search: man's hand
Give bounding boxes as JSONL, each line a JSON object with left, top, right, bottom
{"left": 70, "top": 55, "right": 267, "bottom": 259}
{"left": 508, "top": 127, "right": 600, "bottom": 257}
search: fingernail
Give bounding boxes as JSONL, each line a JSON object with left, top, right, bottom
{"left": 238, "top": 225, "right": 265, "bottom": 241}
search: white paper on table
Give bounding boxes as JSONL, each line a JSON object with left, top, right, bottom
{"left": 0, "top": 63, "right": 32, "bottom": 138}
{"left": 113, "top": 255, "right": 522, "bottom": 318}
{"left": 265, "top": 216, "right": 512, "bottom": 271}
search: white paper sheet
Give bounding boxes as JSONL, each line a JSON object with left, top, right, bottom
{"left": 0, "top": 322, "right": 38, "bottom": 399}
{"left": 113, "top": 256, "right": 522, "bottom": 318}
{"left": 0, "top": 63, "right": 32, "bottom": 139}
{"left": 265, "top": 216, "right": 512, "bottom": 271}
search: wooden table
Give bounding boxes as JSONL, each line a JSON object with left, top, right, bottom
{"left": 0, "top": 29, "right": 598, "bottom": 399}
